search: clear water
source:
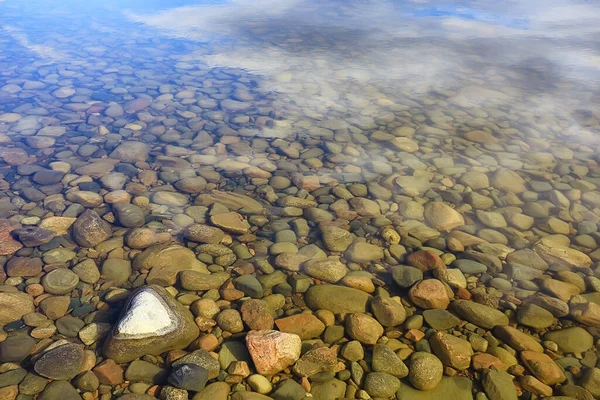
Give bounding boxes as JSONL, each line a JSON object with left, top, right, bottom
{"left": 2, "top": 0, "right": 599, "bottom": 155}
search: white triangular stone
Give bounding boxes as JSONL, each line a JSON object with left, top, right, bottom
{"left": 116, "top": 289, "right": 178, "bottom": 339}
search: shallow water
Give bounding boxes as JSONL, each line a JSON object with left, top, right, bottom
{"left": 2, "top": 0, "right": 600, "bottom": 398}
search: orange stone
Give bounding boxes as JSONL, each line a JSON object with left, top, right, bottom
{"left": 521, "top": 351, "right": 566, "bottom": 385}
{"left": 275, "top": 314, "right": 325, "bottom": 340}
{"left": 93, "top": 359, "right": 124, "bottom": 386}
{"left": 471, "top": 353, "right": 506, "bottom": 371}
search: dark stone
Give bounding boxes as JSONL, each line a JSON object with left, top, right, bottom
{"left": 34, "top": 343, "right": 84, "bottom": 380}
{"left": 78, "top": 182, "right": 101, "bottom": 192}
{"left": 13, "top": 227, "right": 55, "bottom": 247}
{"left": 0, "top": 335, "right": 35, "bottom": 362}
{"left": 113, "top": 203, "right": 145, "bottom": 228}
{"left": 0, "top": 367, "right": 27, "bottom": 387}
{"left": 38, "top": 380, "right": 82, "bottom": 400}
{"left": 32, "top": 170, "right": 64, "bottom": 185}
{"left": 233, "top": 275, "right": 264, "bottom": 298}
{"left": 168, "top": 363, "right": 209, "bottom": 392}
{"left": 56, "top": 315, "right": 86, "bottom": 337}
{"left": 72, "top": 210, "right": 112, "bottom": 248}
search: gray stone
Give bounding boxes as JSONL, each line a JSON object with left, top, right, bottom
{"left": 168, "top": 363, "right": 208, "bottom": 392}
{"left": 34, "top": 342, "right": 84, "bottom": 380}
{"left": 41, "top": 268, "right": 80, "bottom": 295}
{"left": 113, "top": 203, "right": 146, "bottom": 228}
{"left": 391, "top": 265, "right": 423, "bottom": 288}
{"left": 38, "top": 380, "right": 82, "bottom": 400}
{"left": 101, "top": 258, "right": 132, "bottom": 286}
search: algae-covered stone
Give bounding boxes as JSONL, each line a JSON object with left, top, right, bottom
{"left": 452, "top": 300, "right": 509, "bottom": 329}
{"left": 304, "top": 285, "right": 372, "bottom": 314}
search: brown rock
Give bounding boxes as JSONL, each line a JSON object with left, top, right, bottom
{"left": 6, "top": 257, "right": 43, "bottom": 277}
{"left": 240, "top": 299, "right": 274, "bottom": 330}
{"left": 520, "top": 375, "right": 553, "bottom": 397}
{"left": 424, "top": 202, "right": 465, "bottom": 231}
{"left": 93, "top": 359, "right": 124, "bottom": 386}
{"left": 408, "top": 279, "right": 450, "bottom": 309}
{"left": 39, "top": 296, "right": 70, "bottom": 320}
{"left": 72, "top": 210, "right": 113, "bottom": 248}
{"left": 0, "top": 220, "right": 23, "bottom": 255}
{"left": 275, "top": 314, "right": 325, "bottom": 340}
{"left": 39, "top": 216, "right": 77, "bottom": 235}
{"left": 571, "top": 301, "right": 600, "bottom": 327}
{"left": 346, "top": 313, "right": 383, "bottom": 345}
{"left": 539, "top": 278, "right": 581, "bottom": 302}
{"left": 0, "top": 292, "right": 34, "bottom": 326}
{"left": 493, "top": 326, "right": 544, "bottom": 353}
{"left": 245, "top": 330, "right": 301, "bottom": 375}
{"left": 471, "top": 353, "right": 505, "bottom": 371}
{"left": 0, "top": 385, "right": 18, "bottom": 400}
{"left": 210, "top": 212, "right": 249, "bottom": 234}
{"left": 534, "top": 238, "right": 592, "bottom": 270}
{"left": 293, "top": 346, "right": 337, "bottom": 377}
{"left": 521, "top": 351, "right": 566, "bottom": 385}
{"left": 13, "top": 227, "right": 55, "bottom": 247}
{"left": 430, "top": 332, "right": 473, "bottom": 370}
{"left": 407, "top": 250, "right": 447, "bottom": 272}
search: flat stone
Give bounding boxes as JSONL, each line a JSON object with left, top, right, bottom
{"left": 482, "top": 369, "right": 518, "bottom": 400}
{"left": 364, "top": 372, "right": 401, "bottom": 398}
{"left": 371, "top": 296, "right": 406, "bottom": 327}
{"left": 38, "top": 380, "right": 82, "bottom": 400}
{"left": 391, "top": 265, "right": 423, "bottom": 288}
{"left": 424, "top": 202, "right": 465, "bottom": 231}
{"left": 41, "top": 268, "right": 80, "bottom": 295}
{"left": 430, "top": 331, "right": 473, "bottom": 370}
{"left": 452, "top": 300, "right": 509, "bottom": 329}
{"left": 13, "top": 227, "right": 55, "bottom": 247}
{"left": 110, "top": 141, "right": 151, "bottom": 163}
{"left": 175, "top": 349, "right": 221, "bottom": 380}
{"left": 125, "top": 360, "right": 168, "bottom": 384}
{"left": 103, "top": 285, "right": 199, "bottom": 363}
{"left": 34, "top": 342, "right": 84, "bottom": 380}
{"left": 544, "top": 327, "right": 594, "bottom": 353}
{"left": 303, "top": 256, "right": 347, "bottom": 283}
{"left": 0, "top": 292, "right": 34, "bottom": 325}
{"left": 372, "top": 344, "right": 408, "bottom": 378}
{"left": 304, "top": 285, "right": 372, "bottom": 314}
{"left": 113, "top": 203, "right": 145, "bottom": 228}
{"left": 275, "top": 314, "right": 325, "bottom": 340}
{"left": 210, "top": 212, "right": 249, "bottom": 234}
{"left": 493, "top": 325, "right": 544, "bottom": 353}
{"left": 344, "top": 241, "right": 384, "bottom": 263}
{"left": 168, "top": 363, "right": 208, "bottom": 392}
{"left": 195, "top": 191, "right": 265, "bottom": 214}
{"left": 521, "top": 350, "right": 566, "bottom": 385}
{"left": 423, "top": 309, "right": 461, "bottom": 330}
{"left": 534, "top": 238, "right": 592, "bottom": 270}
{"left": 346, "top": 313, "right": 383, "bottom": 345}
